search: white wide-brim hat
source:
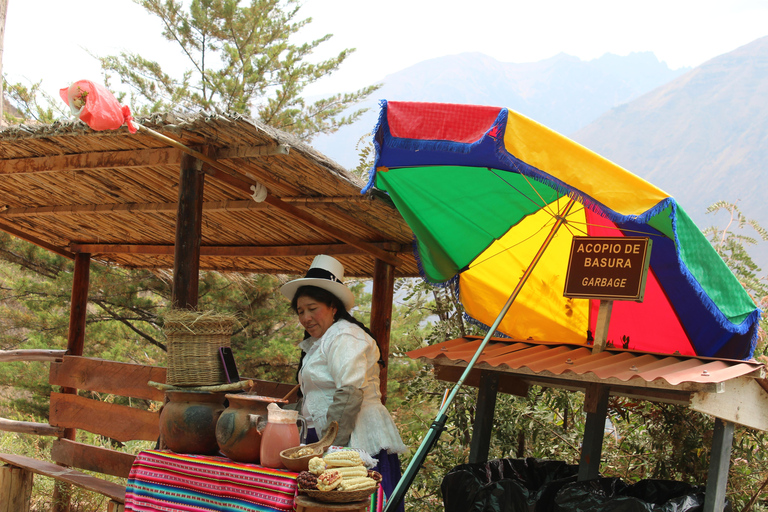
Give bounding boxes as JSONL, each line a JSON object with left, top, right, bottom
{"left": 280, "top": 255, "right": 355, "bottom": 310}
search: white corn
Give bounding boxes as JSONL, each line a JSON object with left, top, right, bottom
{"left": 324, "top": 450, "right": 363, "bottom": 467}
{"left": 339, "top": 476, "right": 377, "bottom": 491}
{"left": 308, "top": 457, "right": 326, "bottom": 475}
{"left": 335, "top": 465, "right": 368, "bottom": 478}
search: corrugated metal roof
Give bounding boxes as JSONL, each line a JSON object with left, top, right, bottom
{"left": 408, "top": 336, "right": 766, "bottom": 392}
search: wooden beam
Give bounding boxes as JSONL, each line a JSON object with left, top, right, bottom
{"left": 51, "top": 439, "right": 136, "bottom": 479}
{"left": 433, "top": 365, "right": 529, "bottom": 397}
{"left": 0, "top": 417, "right": 64, "bottom": 437}
{"left": 50, "top": 356, "right": 167, "bottom": 402}
{"left": 202, "top": 165, "right": 402, "bottom": 267}
{"left": 0, "top": 198, "right": 370, "bottom": 217}
{"left": 469, "top": 371, "right": 499, "bottom": 464}
{"left": 212, "top": 145, "right": 290, "bottom": 159}
{"left": 371, "top": 258, "right": 395, "bottom": 404}
{"left": 172, "top": 153, "right": 204, "bottom": 309}
{"left": 0, "top": 453, "right": 125, "bottom": 504}
{"left": 605, "top": 385, "right": 691, "bottom": 406}
{"left": 0, "top": 202, "right": 178, "bottom": 217}
{"left": 0, "top": 349, "right": 66, "bottom": 362}
{"left": 454, "top": 359, "right": 724, "bottom": 394}
{"left": 0, "top": 219, "right": 74, "bottom": 260}
{"left": 0, "top": 147, "right": 182, "bottom": 175}
{"left": 69, "top": 242, "right": 409, "bottom": 257}
{"left": 434, "top": 364, "right": 694, "bottom": 404}
{"left": 263, "top": 195, "right": 402, "bottom": 268}
{"left": 49, "top": 393, "right": 160, "bottom": 443}
{"left": 690, "top": 376, "right": 768, "bottom": 430}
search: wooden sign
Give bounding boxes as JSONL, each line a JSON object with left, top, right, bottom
{"left": 563, "top": 237, "right": 652, "bottom": 302}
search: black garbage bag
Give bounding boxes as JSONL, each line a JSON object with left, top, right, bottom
{"left": 441, "top": 458, "right": 580, "bottom": 512}
{"left": 554, "top": 478, "right": 714, "bottom": 512}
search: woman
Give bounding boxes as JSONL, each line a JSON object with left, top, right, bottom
{"left": 281, "top": 255, "right": 406, "bottom": 509}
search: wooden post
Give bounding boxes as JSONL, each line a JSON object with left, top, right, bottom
{"left": 172, "top": 153, "right": 204, "bottom": 310}
{"left": 703, "top": 418, "right": 734, "bottom": 512}
{"left": 0, "top": 464, "right": 33, "bottom": 512}
{"left": 591, "top": 300, "right": 613, "bottom": 353}
{"left": 578, "top": 383, "right": 610, "bottom": 481}
{"left": 370, "top": 258, "right": 395, "bottom": 405}
{"left": 67, "top": 253, "right": 91, "bottom": 357}
{"left": 54, "top": 252, "right": 91, "bottom": 512}
{"left": 469, "top": 371, "right": 499, "bottom": 464}
{"left": 107, "top": 501, "right": 125, "bottom": 512}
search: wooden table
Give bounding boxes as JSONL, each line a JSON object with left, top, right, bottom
{"left": 124, "top": 450, "right": 299, "bottom": 511}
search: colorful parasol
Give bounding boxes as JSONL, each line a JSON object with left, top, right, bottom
{"left": 366, "top": 101, "right": 760, "bottom": 360}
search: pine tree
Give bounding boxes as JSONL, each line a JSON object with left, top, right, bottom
{"left": 99, "top": 0, "right": 379, "bottom": 141}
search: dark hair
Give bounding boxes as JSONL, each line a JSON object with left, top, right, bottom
{"left": 292, "top": 285, "right": 385, "bottom": 368}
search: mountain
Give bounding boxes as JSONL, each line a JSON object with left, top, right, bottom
{"left": 572, "top": 36, "right": 768, "bottom": 269}
{"left": 310, "top": 51, "right": 687, "bottom": 170}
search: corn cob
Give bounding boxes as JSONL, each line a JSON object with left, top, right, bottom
{"left": 323, "top": 450, "right": 363, "bottom": 467}
{"left": 308, "top": 457, "right": 326, "bottom": 475}
{"left": 297, "top": 471, "right": 318, "bottom": 489}
{"left": 333, "top": 465, "right": 368, "bottom": 478}
{"left": 316, "top": 469, "right": 342, "bottom": 491}
{"left": 338, "top": 476, "right": 376, "bottom": 491}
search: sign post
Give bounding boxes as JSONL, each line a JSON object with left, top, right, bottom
{"left": 563, "top": 237, "right": 652, "bottom": 353}
{"left": 564, "top": 236, "right": 654, "bottom": 481}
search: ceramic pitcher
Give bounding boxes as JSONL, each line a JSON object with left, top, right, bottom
{"left": 259, "top": 403, "right": 306, "bottom": 469}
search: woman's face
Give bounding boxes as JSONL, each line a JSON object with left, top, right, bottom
{"left": 296, "top": 295, "right": 337, "bottom": 338}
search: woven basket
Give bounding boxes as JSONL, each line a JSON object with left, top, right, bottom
{"left": 300, "top": 487, "right": 376, "bottom": 503}
{"left": 163, "top": 310, "right": 235, "bottom": 386}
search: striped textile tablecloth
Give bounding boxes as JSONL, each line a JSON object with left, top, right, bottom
{"left": 125, "top": 450, "right": 299, "bottom": 512}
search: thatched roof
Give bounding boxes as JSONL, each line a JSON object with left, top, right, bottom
{"left": 0, "top": 112, "right": 419, "bottom": 278}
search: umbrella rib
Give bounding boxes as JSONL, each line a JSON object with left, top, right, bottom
{"left": 478, "top": 169, "right": 657, "bottom": 268}
{"left": 471, "top": 216, "right": 558, "bottom": 269}
{"left": 487, "top": 168, "right": 557, "bottom": 215}
{"left": 519, "top": 172, "right": 562, "bottom": 219}
{"left": 471, "top": 198, "right": 583, "bottom": 269}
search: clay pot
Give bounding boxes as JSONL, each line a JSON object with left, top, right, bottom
{"left": 160, "top": 390, "right": 226, "bottom": 455}
{"left": 215, "top": 394, "right": 287, "bottom": 463}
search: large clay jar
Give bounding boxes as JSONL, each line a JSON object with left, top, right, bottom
{"left": 215, "top": 394, "right": 287, "bottom": 463}
{"left": 160, "top": 390, "right": 226, "bottom": 455}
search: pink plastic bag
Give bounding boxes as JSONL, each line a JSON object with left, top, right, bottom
{"left": 59, "top": 80, "right": 138, "bottom": 133}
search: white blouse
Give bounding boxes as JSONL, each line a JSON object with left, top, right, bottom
{"left": 298, "top": 319, "right": 406, "bottom": 455}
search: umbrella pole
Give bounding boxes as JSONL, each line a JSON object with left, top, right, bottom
{"left": 384, "top": 198, "right": 577, "bottom": 511}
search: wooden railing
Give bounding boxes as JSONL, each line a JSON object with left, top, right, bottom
{"left": 0, "top": 351, "right": 298, "bottom": 512}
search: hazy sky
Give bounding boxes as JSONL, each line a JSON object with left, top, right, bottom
{"left": 4, "top": 0, "right": 768, "bottom": 100}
